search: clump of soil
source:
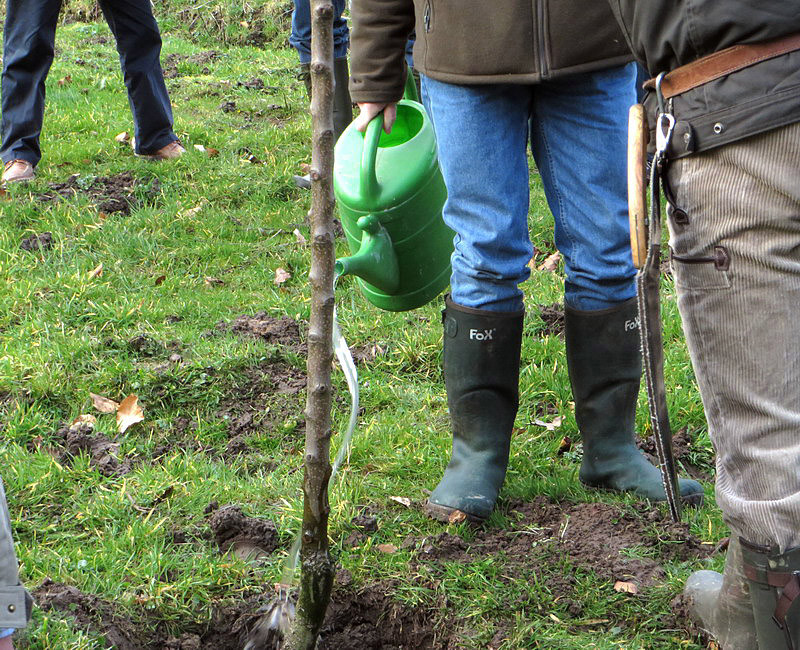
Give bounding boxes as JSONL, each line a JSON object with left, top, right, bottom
{"left": 19, "top": 231, "right": 54, "bottom": 252}
{"left": 33, "top": 579, "right": 148, "bottom": 650}
{"left": 54, "top": 423, "right": 132, "bottom": 477}
{"left": 163, "top": 50, "right": 222, "bottom": 78}
{"left": 38, "top": 171, "right": 161, "bottom": 215}
{"left": 216, "top": 312, "right": 304, "bottom": 349}
{"left": 208, "top": 504, "right": 279, "bottom": 561}
{"left": 639, "top": 427, "right": 712, "bottom": 482}
{"left": 535, "top": 303, "right": 565, "bottom": 337}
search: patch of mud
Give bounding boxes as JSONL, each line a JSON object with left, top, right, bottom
{"left": 415, "top": 496, "right": 715, "bottom": 592}
{"left": 37, "top": 171, "right": 161, "bottom": 215}
{"left": 34, "top": 577, "right": 262, "bottom": 649}
{"left": 639, "top": 427, "right": 713, "bottom": 482}
{"left": 34, "top": 579, "right": 149, "bottom": 650}
{"left": 535, "top": 303, "right": 565, "bottom": 337}
{"left": 208, "top": 504, "right": 279, "bottom": 561}
{"left": 216, "top": 312, "right": 304, "bottom": 350}
{"left": 216, "top": 359, "right": 307, "bottom": 453}
{"left": 53, "top": 423, "right": 132, "bottom": 477}
{"left": 163, "top": 50, "right": 222, "bottom": 79}
{"left": 19, "top": 231, "right": 54, "bottom": 252}
{"left": 317, "top": 580, "right": 445, "bottom": 650}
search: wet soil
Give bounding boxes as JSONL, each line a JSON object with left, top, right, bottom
{"left": 207, "top": 504, "right": 279, "bottom": 561}
{"left": 215, "top": 312, "right": 304, "bottom": 351}
{"left": 535, "top": 302, "right": 565, "bottom": 337}
{"left": 639, "top": 427, "right": 713, "bottom": 482}
{"left": 37, "top": 171, "right": 161, "bottom": 215}
{"left": 52, "top": 422, "right": 132, "bottom": 477}
{"left": 163, "top": 51, "right": 222, "bottom": 79}
{"left": 19, "top": 231, "right": 54, "bottom": 252}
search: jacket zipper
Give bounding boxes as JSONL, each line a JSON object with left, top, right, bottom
{"left": 536, "top": 0, "right": 550, "bottom": 79}
{"left": 424, "top": 1, "right": 431, "bottom": 32}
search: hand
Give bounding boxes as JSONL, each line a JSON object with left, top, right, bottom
{"left": 0, "top": 635, "right": 14, "bottom": 650}
{"left": 354, "top": 102, "right": 397, "bottom": 134}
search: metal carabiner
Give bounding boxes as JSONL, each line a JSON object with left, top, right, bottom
{"left": 655, "top": 112, "right": 675, "bottom": 156}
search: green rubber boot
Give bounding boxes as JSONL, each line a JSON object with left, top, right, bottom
{"left": 684, "top": 536, "right": 757, "bottom": 649}
{"left": 741, "top": 538, "right": 800, "bottom": 649}
{"left": 565, "top": 298, "right": 704, "bottom": 505}
{"left": 425, "top": 297, "right": 524, "bottom": 523}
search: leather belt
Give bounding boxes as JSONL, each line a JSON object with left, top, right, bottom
{"left": 644, "top": 32, "right": 800, "bottom": 99}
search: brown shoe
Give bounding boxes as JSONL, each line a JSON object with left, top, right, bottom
{"left": 2, "top": 159, "right": 35, "bottom": 184}
{"left": 135, "top": 140, "right": 186, "bottom": 161}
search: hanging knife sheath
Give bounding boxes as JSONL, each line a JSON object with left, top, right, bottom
{"left": 627, "top": 103, "right": 682, "bottom": 523}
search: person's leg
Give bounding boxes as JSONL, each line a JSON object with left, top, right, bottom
{"left": 0, "top": 0, "right": 62, "bottom": 167}
{"left": 530, "top": 62, "right": 702, "bottom": 503}
{"left": 667, "top": 122, "right": 800, "bottom": 647}
{"left": 419, "top": 76, "right": 531, "bottom": 521}
{"left": 99, "top": 0, "right": 177, "bottom": 155}
{"left": 0, "top": 478, "right": 31, "bottom": 640}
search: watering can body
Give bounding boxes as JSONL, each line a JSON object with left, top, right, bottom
{"left": 333, "top": 98, "right": 453, "bottom": 312}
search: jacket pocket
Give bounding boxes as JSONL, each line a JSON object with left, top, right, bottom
{"left": 670, "top": 246, "right": 732, "bottom": 291}
{"left": 420, "top": 0, "right": 536, "bottom": 77}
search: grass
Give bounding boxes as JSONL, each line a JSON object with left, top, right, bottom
{"left": 1, "top": 7, "right": 724, "bottom": 649}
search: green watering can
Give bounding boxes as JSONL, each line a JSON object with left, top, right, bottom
{"left": 333, "top": 77, "right": 453, "bottom": 312}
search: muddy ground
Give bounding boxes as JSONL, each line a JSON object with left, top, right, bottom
{"left": 28, "top": 313, "right": 714, "bottom": 648}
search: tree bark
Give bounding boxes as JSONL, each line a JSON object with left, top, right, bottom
{"left": 282, "top": 0, "right": 336, "bottom": 648}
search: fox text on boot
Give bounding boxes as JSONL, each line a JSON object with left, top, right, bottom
{"left": 469, "top": 328, "right": 495, "bottom": 341}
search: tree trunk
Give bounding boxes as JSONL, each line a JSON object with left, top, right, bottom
{"left": 283, "top": 0, "right": 336, "bottom": 648}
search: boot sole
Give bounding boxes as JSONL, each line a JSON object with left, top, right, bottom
{"left": 424, "top": 500, "right": 486, "bottom": 524}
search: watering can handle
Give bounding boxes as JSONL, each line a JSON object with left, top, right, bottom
{"left": 359, "top": 112, "right": 384, "bottom": 204}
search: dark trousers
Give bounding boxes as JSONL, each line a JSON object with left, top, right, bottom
{"left": 1, "top": 0, "right": 176, "bottom": 165}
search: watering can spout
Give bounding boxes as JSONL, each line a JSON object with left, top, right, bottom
{"left": 335, "top": 214, "right": 400, "bottom": 294}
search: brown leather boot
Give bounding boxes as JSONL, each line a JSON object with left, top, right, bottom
{"left": 2, "top": 160, "right": 35, "bottom": 184}
{"left": 134, "top": 140, "right": 185, "bottom": 160}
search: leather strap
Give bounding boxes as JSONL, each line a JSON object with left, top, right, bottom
{"left": 774, "top": 574, "right": 800, "bottom": 629}
{"left": 744, "top": 564, "right": 796, "bottom": 588}
{"left": 644, "top": 32, "right": 800, "bottom": 99}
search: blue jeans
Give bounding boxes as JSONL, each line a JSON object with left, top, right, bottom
{"left": 290, "top": 0, "right": 349, "bottom": 64}
{"left": 420, "top": 64, "right": 638, "bottom": 312}
{"left": 1, "top": 0, "right": 177, "bottom": 164}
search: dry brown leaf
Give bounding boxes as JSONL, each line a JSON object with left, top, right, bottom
{"left": 181, "top": 204, "right": 204, "bottom": 218}
{"left": 376, "top": 543, "right": 398, "bottom": 554}
{"left": 117, "top": 394, "right": 144, "bottom": 434}
{"left": 274, "top": 268, "right": 291, "bottom": 285}
{"left": 58, "top": 75, "right": 73, "bottom": 86}
{"left": 114, "top": 131, "right": 130, "bottom": 143}
{"left": 537, "top": 251, "right": 562, "bottom": 272}
{"left": 154, "top": 275, "right": 166, "bottom": 286}
{"left": 88, "top": 263, "right": 103, "bottom": 279}
{"left": 533, "top": 415, "right": 564, "bottom": 431}
{"left": 204, "top": 276, "right": 224, "bottom": 287}
{"left": 557, "top": 435, "right": 573, "bottom": 456}
{"left": 293, "top": 228, "right": 307, "bottom": 245}
{"left": 299, "top": 162, "right": 311, "bottom": 174}
{"left": 70, "top": 414, "right": 96, "bottom": 430}
{"left": 448, "top": 510, "right": 467, "bottom": 525}
{"left": 98, "top": 211, "right": 108, "bottom": 220}
{"left": 90, "top": 392, "right": 119, "bottom": 414}
{"left": 613, "top": 580, "right": 638, "bottom": 594}
{"left": 205, "top": 147, "right": 220, "bottom": 158}
{"left": 388, "top": 496, "right": 411, "bottom": 508}
{"left": 0, "top": 187, "right": 7, "bottom": 200}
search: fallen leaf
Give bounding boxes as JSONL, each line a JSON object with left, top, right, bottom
{"left": 537, "top": 251, "right": 561, "bottom": 272}
{"left": 557, "top": 435, "right": 572, "bottom": 456}
{"left": 193, "top": 144, "right": 206, "bottom": 153}
{"left": 533, "top": 415, "right": 564, "bottom": 431}
{"left": 70, "top": 414, "right": 96, "bottom": 430}
{"left": 274, "top": 268, "right": 291, "bottom": 285}
{"left": 299, "top": 162, "right": 311, "bottom": 174}
{"left": 58, "top": 75, "right": 72, "bottom": 86}
{"left": 613, "top": 580, "right": 638, "bottom": 594}
{"left": 204, "top": 276, "right": 224, "bottom": 287}
{"left": 239, "top": 20, "right": 249, "bottom": 27}
{"left": 376, "top": 543, "right": 397, "bottom": 554}
{"left": 117, "top": 395, "right": 144, "bottom": 434}
{"left": 388, "top": 496, "right": 411, "bottom": 508}
{"left": 181, "top": 204, "right": 204, "bottom": 218}
{"left": 549, "top": 613, "right": 563, "bottom": 624}
{"left": 114, "top": 131, "right": 130, "bottom": 143}
{"left": 154, "top": 275, "right": 166, "bottom": 286}
{"left": 0, "top": 187, "right": 7, "bottom": 200}
{"left": 293, "top": 228, "right": 307, "bottom": 245}
{"left": 448, "top": 510, "right": 467, "bottom": 525}
{"left": 204, "top": 147, "right": 219, "bottom": 158}
{"left": 88, "top": 263, "right": 103, "bottom": 279}
{"left": 90, "top": 392, "right": 119, "bottom": 414}
{"left": 98, "top": 211, "right": 108, "bottom": 220}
